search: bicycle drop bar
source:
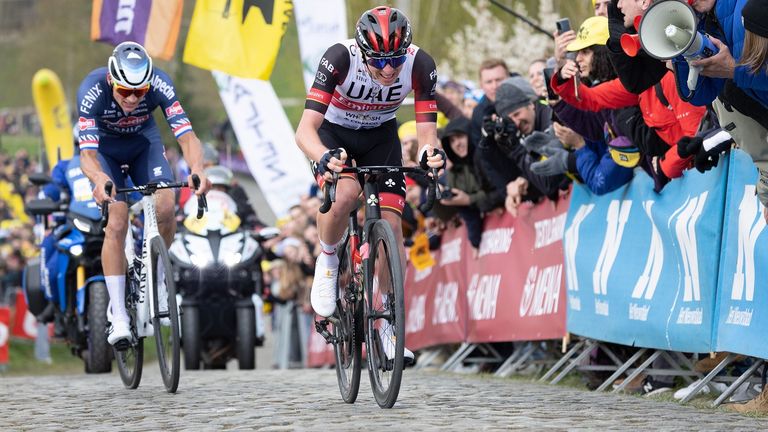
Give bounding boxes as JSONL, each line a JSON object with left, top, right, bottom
{"left": 318, "top": 166, "right": 439, "bottom": 214}
{"left": 101, "top": 177, "right": 208, "bottom": 221}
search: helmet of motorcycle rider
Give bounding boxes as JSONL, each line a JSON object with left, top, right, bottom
{"left": 205, "top": 165, "right": 233, "bottom": 189}
{"left": 108, "top": 41, "right": 153, "bottom": 89}
{"left": 355, "top": 6, "right": 412, "bottom": 60}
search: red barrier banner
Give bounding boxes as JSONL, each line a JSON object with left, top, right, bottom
{"left": 0, "top": 306, "right": 9, "bottom": 364}
{"left": 405, "top": 224, "right": 468, "bottom": 352}
{"left": 12, "top": 290, "right": 36, "bottom": 340}
{"left": 306, "top": 321, "right": 335, "bottom": 368}
{"left": 466, "top": 199, "right": 569, "bottom": 343}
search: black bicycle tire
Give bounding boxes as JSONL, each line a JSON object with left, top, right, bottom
{"left": 150, "top": 236, "right": 181, "bottom": 393}
{"left": 365, "top": 220, "right": 405, "bottom": 409}
{"left": 85, "top": 281, "right": 112, "bottom": 374}
{"left": 333, "top": 233, "right": 363, "bottom": 403}
{"left": 115, "top": 267, "right": 144, "bottom": 389}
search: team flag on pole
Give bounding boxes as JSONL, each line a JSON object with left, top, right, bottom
{"left": 183, "top": 0, "right": 293, "bottom": 80}
{"left": 90, "top": 0, "right": 183, "bottom": 60}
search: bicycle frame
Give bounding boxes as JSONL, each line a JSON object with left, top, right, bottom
{"left": 124, "top": 194, "right": 162, "bottom": 338}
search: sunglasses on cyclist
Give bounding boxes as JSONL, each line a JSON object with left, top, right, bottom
{"left": 364, "top": 54, "right": 407, "bottom": 70}
{"left": 113, "top": 83, "right": 151, "bottom": 99}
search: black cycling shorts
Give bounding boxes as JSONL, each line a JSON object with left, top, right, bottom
{"left": 316, "top": 118, "right": 406, "bottom": 214}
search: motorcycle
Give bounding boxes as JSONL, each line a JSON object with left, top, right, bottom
{"left": 169, "top": 189, "right": 278, "bottom": 370}
{"left": 23, "top": 157, "right": 111, "bottom": 373}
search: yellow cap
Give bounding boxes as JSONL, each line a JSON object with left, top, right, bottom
{"left": 398, "top": 120, "right": 417, "bottom": 141}
{"left": 608, "top": 147, "right": 641, "bottom": 168}
{"left": 566, "top": 16, "right": 609, "bottom": 52}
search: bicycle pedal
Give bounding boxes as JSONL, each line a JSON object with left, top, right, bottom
{"left": 314, "top": 319, "right": 336, "bottom": 344}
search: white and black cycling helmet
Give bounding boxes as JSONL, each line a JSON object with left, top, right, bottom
{"left": 108, "top": 41, "right": 153, "bottom": 88}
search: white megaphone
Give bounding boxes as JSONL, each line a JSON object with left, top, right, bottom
{"left": 638, "top": 0, "right": 718, "bottom": 93}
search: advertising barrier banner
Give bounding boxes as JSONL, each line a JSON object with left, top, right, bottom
{"left": 294, "top": 0, "right": 348, "bottom": 92}
{"left": 306, "top": 323, "right": 335, "bottom": 368}
{"left": 465, "top": 200, "right": 568, "bottom": 343}
{"left": 565, "top": 160, "right": 729, "bottom": 353}
{"left": 0, "top": 306, "right": 9, "bottom": 364}
{"left": 12, "top": 291, "right": 36, "bottom": 340}
{"left": 714, "top": 150, "right": 768, "bottom": 359}
{"left": 405, "top": 225, "right": 468, "bottom": 351}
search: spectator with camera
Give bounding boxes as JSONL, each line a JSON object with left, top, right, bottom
{"left": 552, "top": 21, "right": 707, "bottom": 191}
{"left": 542, "top": 16, "right": 636, "bottom": 195}
{"left": 470, "top": 59, "right": 510, "bottom": 148}
{"left": 478, "top": 78, "right": 568, "bottom": 204}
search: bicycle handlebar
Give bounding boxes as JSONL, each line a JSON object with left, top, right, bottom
{"left": 318, "top": 165, "right": 440, "bottom": 215}
{"left": 101, "top": 176, "right": 208, "bottom": 227}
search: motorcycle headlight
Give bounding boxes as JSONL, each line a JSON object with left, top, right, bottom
{"left": 190, "top": 254, "right": 211, "bottom": 268}
{"left": 223, "top": 252, "right": 242, "bottom": 267}
{"left": 69, "top": 244, "right": 84, "bottom": 257}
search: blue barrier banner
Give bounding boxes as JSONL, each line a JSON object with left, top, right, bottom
{"left": 715, "top": 150, "right": 768, "bottom": 359}
{"left": 564, "top": 158, "right": 728, "bottom": 353}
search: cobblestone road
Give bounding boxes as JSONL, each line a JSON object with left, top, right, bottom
{"left": 2, "top": 367, "right": 767, "bottom": 430}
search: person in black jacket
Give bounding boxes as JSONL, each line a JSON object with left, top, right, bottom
{"left": 439, "top": 117, "right": 499, "bottom": 249}
{"left": 477, "top": 78, "right": 569, "bottom": 203}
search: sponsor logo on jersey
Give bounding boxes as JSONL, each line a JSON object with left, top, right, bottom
{"left": 150, "top": 74, "right": 175, "bottom": 100}
{"left": 79, "top": 82, "right": 103, "bottom": 115}
{"left": 165, "top": 101, "right": 184, "bottom": 118}
{"left": 105, "top": 114, "right": 150, "bottom": 128}
{"left": 77, "top": 117, "right": 96, "bottom": 131}
{"left": 320, "top": 57, "right": 335, "bottom": 73}
{"left": 315, "top": 71, "right": 328, "bottom": 84}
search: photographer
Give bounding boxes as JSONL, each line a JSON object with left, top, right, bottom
{"left": 476, "top": 78, "right": 568, "bottom": 204}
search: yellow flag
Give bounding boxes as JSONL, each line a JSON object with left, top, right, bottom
{"left": 183, "top": 0, "right": 293, "bottom": 80}
{"left": 32, "top": 69, "right": 73, "bottom": 169}
{"left": 409, "top": 233, "right": 435, "bottom": 271}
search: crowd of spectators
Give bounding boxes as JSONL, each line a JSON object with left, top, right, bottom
{"left": 389, "top": 0, "right": 768, "bottom": 414}
{"left": 0, "top": 150, "right": 40, "bottom": 304}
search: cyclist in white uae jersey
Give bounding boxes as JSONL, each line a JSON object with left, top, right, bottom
{"left": 295, "top": 6, "right": 446, "bottom": 365}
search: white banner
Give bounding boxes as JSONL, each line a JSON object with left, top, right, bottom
{"left": 213, "top": 72, "right": 314, "bottom": 218}
{"left": 294, "top": 0, "right": 348, "bottom": 92}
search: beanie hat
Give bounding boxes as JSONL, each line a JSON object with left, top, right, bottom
{"left": 494, "top": 81, "right": 531, "bottom": 119}
{"left": 398, "top": 120, "right": 417, "bottom": 141}
{"left": 504, "top": 75, "right": 538, "bottom": 102}
{"left": 567, "top": 16, "right": 609, "bottom": 52}
{"left": 743, "top": 0, "right": 768, "bottom": 38}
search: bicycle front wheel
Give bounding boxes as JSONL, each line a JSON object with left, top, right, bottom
{"left": 150, "top": 236, "right": 180, "bottom": 393}
{"left": 333, "top": 233, "right": 363, "bottom": 403}
{"left": 365, "top": 220, "right": 405, "bottom": 409}
{"left": 116, "top": 267, "right": 144, "bottom": 389}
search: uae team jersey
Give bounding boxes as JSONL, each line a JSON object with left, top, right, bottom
{"left": 304, "top": 39, "right": 438, "bottom": 129}
{"left": 75, "top": 67, "right": 193, "bottom": 151}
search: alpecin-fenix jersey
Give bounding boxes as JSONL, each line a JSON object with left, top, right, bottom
{"left": 75, "top": 66, "right": 193, "bottom": 151}
{"left": 305, "top": 39, "right": 438, "bottom": 130}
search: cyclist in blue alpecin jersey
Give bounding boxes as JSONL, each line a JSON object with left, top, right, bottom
{"left": 295, "top": 6, "right": 446, "bottom": 364}
{"left": 76, "top": 41, "right": 210, "bottom": 346}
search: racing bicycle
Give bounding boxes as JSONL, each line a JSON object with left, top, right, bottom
{"left": 315, "top": 162, "right": 437, "bottom": 408}
{"left": 103, "top": 176, "right": 207, "bottom": 393}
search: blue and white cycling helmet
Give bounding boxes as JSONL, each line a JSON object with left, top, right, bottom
{"left": 108, "top": 41, "right": 153, "bottom": 88}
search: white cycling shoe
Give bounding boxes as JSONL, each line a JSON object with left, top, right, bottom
{"left": 311, "top": 256, "right": 338, "bottom": 317}
{"left": 107, "top": 319, "right": 132, "bottom": 346}
{"left": 380, "top": 321, "right": 415, "bottom": 366}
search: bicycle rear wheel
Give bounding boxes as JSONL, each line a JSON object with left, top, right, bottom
{"left": 365, "top": 220, "right": 405, "bottom": 408}
{"left": 333, "top": 233, "right": 363, "bottom": 403}
{"left": 115, "top": 267, "right": 144, "bottom": 389}
{"left": 150, "top": 236, "right": 181, "bottom": 393}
